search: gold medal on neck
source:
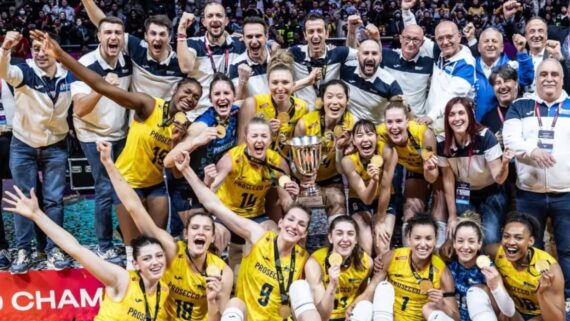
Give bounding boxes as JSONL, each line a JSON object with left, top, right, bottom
{"left": 279, "top": 304, "right": 292, "bottom": 319}
{"left": 421, "top": 147, "right": 434, "bottom": 160}
{"left": 476, "top": 255, "right": 492, "bottom": 269}
{"left": 206, "top": 265, "right": 221, "bottom": 277}
{"left": 174, "top": 112, "right": 189, "bottom": 126}
{"left": 315, "top": 98, "right": 323, "bottom": 110}
{"left": 215, "top": 125, "right": 226, "bottom": 138}
{"left": 324, "top": 130, "right": 334, "bottom": 143}
{"left": 535, "top": 259, "right": 551, "bottom": 274}
{"left": 278, "top": 175, "right": 292, "bottom": 188}
{"left": 419, "top": 279, "right": 434, "bottom": 293}
{"left": 334, "top": 125, "right": 344, "bottom": 138}
{"left": 277, "top": 112, "right": 290, "bottom": 124}
{"left": 328, "top": 252, "right": 343, "bottom": 266}
{"left": 370, "top": 155, "right": 384, "bottom": 167}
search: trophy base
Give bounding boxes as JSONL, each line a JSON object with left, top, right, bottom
{"left": 297, "top": 187, "right": 324, "bottom": 208}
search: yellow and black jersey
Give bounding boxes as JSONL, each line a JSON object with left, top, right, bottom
{"left": 377, "top": 120, "right": 427, "bottom": 175}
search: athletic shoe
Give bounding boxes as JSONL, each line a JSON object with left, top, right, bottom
{"left": 0, "top": 249, "right": 11, "bottom": 270}
{"left": 96, "top": 247, "right": 123, "bottom": 266}
{"left": 47, "top": 248, "right": 71, "bottom": 271}
{"left": 10, "top": 249, "right": 32, "bottom": 274}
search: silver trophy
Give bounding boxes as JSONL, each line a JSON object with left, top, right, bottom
{"left": 288, "top": 136, "right": 324, "bottom": 207}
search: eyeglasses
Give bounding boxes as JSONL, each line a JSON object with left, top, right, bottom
{"left": 401, "top": 36, "right": 422, "bottom": 45}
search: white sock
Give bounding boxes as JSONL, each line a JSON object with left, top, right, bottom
{"left": 221, "top": 307, "right": 244, "bottom": 321}
{"left": 427, "top": 310, "right": 454, "bottom": 321}
{"left": 350, "top": 301, "right": 373, "bottom": 321}
{"left": 290, "top": 280, "right": 316, "bottom": 318}
{"left": 436, "top": 221, "right": 447, "bottom": 248}
{"left": 373, "top": 281, "right": 394, "bottom": 321}
{"left": 490, "top": 285, "right": 516, "bottom": 317}
{"left": 466, "top": 287, "right": 498, "bottom": 321}
{"left": 126, "top": 246, "right": 134, "bottom": 271}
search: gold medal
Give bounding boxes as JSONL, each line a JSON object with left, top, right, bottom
{"left": 328, "top": 252, "right": 343, "bottom": 266}
{"left": 315, "top": 98, "right": 323, "bottom": 109}
{"left": 333, "top": 125, "right": 344, "bottom": 138}
{"left": 278, "top": 175, "right": 291, "bottom": 188}
{"left": 277, "top": 112, "right": 290, "bottom": 124}
{"left": 419, "top": 279, "right": 433, "bottom": 293}
{"left": 215, "top": 125, "right": 226, "bottom": 138}
{"left": 206, "top": 265, "right": 221, "bottom": 277}
{"left": 370, "top": 155, "right": 384, "bottom": 167}
{"left": 324, "top": 130, "right": 334, "bottom": 142}
{"left": 279, "top": 304, "right": 292, "bottom": 319}
{"left": 476, "top": 255, "right": 492, "bottom": 269}
{"left": 174, "top": 112, "right": 189, "bottom": 125}
{"left": 421, "top": 147, "right": 434, "bottom": 160}
{"left": 535, "top": 259, "right": 551, "bottom": 274}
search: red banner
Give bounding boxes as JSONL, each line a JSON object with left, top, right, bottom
{"left": 0, "top": 268, "right": 103, "bottom": 321}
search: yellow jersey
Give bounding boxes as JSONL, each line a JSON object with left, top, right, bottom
{"left": 495, "top": 246, "right": 557, "bottom": 316}
{"left": 116, "top": 98, "right": 173, "bottom": 188}
{"left": 160, "top": 241, "right": 227, "bottom": 321}
{"left": 301, "top": 110, "right": 355, "bottom": 183}
{"left": 311, "top": 247, "right": 371, "bottom": 319}
{"left": 377, "top": 121, "right": 427, "bottom": 174}
{"left": 387, "top": 247, "right": 447, "bottom": 321}
{"left": 254, "top": 94, "right": 308, "bottom": 157}
{"left": 216, "top": 144, "right": 284, "bottom": 218}
{"left": 236, "top": 231, "right": 308, "bottom": 321}
{"left": 95, "top": 271, "right": 169, "bottom": 321}
{"left": 346, "top": 152, "right": 380, "bottom": 199}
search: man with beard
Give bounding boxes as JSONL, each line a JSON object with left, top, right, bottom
{"left": 465, "top": 27, "right": 534, "bottom": 121}
{"left": 229, "top": 16, "right": 271, "bottom": 100}
{"left": 503, "top": 58, "right": 570, "bottom": 314}
{"left": 82, "top": 0, "right": 185, "bottom": 100}
{"left": 402, "top": 0, "right": 476, "bottom": 133}
{"left": 288, "top": 13, "right": 361, "bottom": 110}
{"left": 340, "top": 39, "right": 403, "bottom": 124}
{"left": 0, "top": 31, "right": 73, "bottom": 274}
{"left": 177, "top": 3, "right": 245, "bottom": 112}
{"left": 70, "top": 16, "right": 132, "bottom": 265}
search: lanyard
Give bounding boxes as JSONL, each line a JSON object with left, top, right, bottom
{"left": 273, "top": 237, "right": 296, "bottom": 305}
{"left": 137, "top": 273, "right": 161, "bottom": 321}
{"left": 271, "top": 96, "right": 296, "bottom": 151}
{"left": 243, "top": 149, "right": 287, "bottom": 185}
{"left": 319, "top": 109, "right": 346, "bottom": 136}
{"left": 41, "top": 76, "right": 62, "bottom": 104}
{"left": 458, "top": 144, "right": 473, "bottom": 182}
{"left": 186, "top": 246, "right": 206, "bottom": 277}
{"left": 304, "top": 52, "right": 329, "bottom": 93}
{"left": 496, "top": 106, "right": 505, "bottom": 124}
{"left": 205, "top": 39, "right": 230, "bottom": 75}
{"left": 158, "top": 101, "right": 173, "bottom": 127}
{"left": 410, "top": 259, "right": 433, "bottom": 283}
{"left": 535, "top": 101, "right": 562, "bottom": 129}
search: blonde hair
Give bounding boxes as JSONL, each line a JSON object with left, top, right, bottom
{"left": 267, "top": 49, "right": 294, "bottom": 77}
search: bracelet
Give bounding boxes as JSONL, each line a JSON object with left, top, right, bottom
{"left": 177, "top": 33, "right": 187, "bottom": 39}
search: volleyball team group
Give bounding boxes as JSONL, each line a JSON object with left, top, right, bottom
{"left": 0, "top": 0, "right": 568, "bottom": 320}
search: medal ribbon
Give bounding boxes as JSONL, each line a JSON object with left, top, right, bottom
{"left": 137, "top": 273, "right": 161, "bottom": 321}
{"left": 205, "top": 39, "right": 230, "bottom": 75}
{"left": 273, "top": 237, "right": 296, "bottom": 305}
{"left": 535, "top": 101, "right": 561, "bottom": 129}
{"left": 410, "top": 259, "right": 434, "bottom": 284}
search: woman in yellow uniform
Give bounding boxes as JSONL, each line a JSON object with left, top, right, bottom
{"left": 341, "top": 119, "right": 394, "bottom": 255}
{"left": 174, "top": 151, "right": 312, "bottom": 321}
{"left": 304, "top": 216, "right": 372, "bottom": 321}
{"left": 485, "top": 213, "right": 565, "bottom": 321}
{"left": 99, "top": 141, "right": 233, "bottom": 321}
{"left": 3, "top": 186, "right": 168, "bottom": 321}
{"left": 351, "top": 213, "right": 459, "bottom": 321}
{"left": 238, "top": 50, "right": 309, "bottom": 158}
{"left": 375, "top": 98, "right": 445, "bottom": 251}
{"left": 294, "top": 80, "right": 354, "bottom": 219}
{"left": 32, "top": 31, "right": 210, "bottom": 266}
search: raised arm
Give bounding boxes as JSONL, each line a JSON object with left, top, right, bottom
{"left": 176, "top": 13, "right": 197, "bottom": 75}
{"left": 422, "top": 129, "right": 439, "bottom": 184}
{"left": 341, "top": 156, "right": 380, "bottom": 205}
{"left": 163, "top": 122, "right": 218, "bottom": 168}
{"left": 304, "top": 257, "right": 336, "bottom": 321}
{"left": 431, "top": 268, "right": 460, "bottom": 321}
{"left": 0, "top": 32, "right": 25, "bottom": 87}
{"left": 81, "top": 0, "right": 106, "bottom": 27}
{"left": 175, "top": 152, "right": 266, "bottom": 245}
{"left": 237, "top": 97, "right": 257, "bottom": 144}
{"left": 97, "top": 141, "right": 178, "bottom": 264}
{"left": 536, "top": 262, "right": 565, "bottom": 321}
{"left": 206, "top": 265, "right": 234, "bottom": 321}
{"left": 30, "top": 30, "right": 155, "bottom": 119}
{"left": 3, "top": 187, "right": 128, "bottom": 293}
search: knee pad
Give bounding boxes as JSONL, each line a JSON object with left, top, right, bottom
{"left": 466, "top": 287, "right": 497, "bottom": 321}
{"left": 427, "top": 310, "right": 454, "bottom": 321}
{"left": 373, "top": 281, "right": 395, "bottom": 321}
{"left": 221, "top": 307, "right": 244, "bottom": 321}
{"left": 350, "top": 301, "right": 372, "bottom": 321}
{"left": 289, "top": 280, "right": 316, "bottom": 318}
